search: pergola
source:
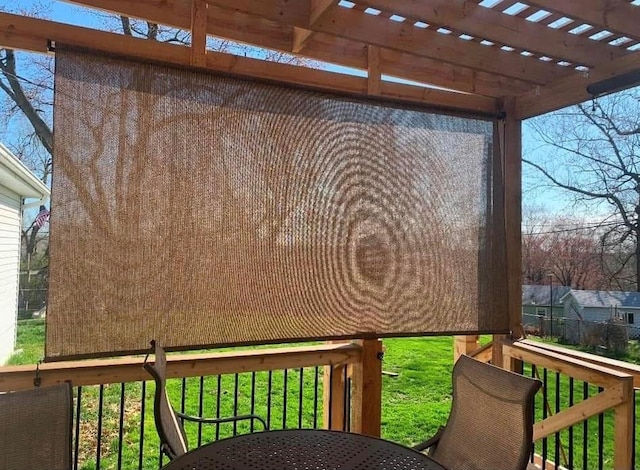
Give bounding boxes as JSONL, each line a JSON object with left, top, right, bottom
{"left": 2, "top": 3, "right": 638, "bottom": 321}
{"left": 1, "top": 2, "right": 640, "bottom": 467}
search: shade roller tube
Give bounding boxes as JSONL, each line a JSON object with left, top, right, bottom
{"left": 47, "top": 48, "right": 506, "bottom": 360}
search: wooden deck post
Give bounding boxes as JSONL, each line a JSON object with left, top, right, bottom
{"left": 323, "top": 342, "right": 347, "bottom": 430}
{"left": 493, "top": 96, "right": 522, "bottom": 370}
{"left": 454, "top": 335, "right": 479, "bottom": 362}
{"left": 613, "top": 377, "right": 634, "bottom": 470}
{"left": 350, "top": 339, "right": 383, "bottom": 437}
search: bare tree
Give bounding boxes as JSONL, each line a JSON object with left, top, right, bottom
{"left": 524, "top": 88, "right": 640, "bottom": 290}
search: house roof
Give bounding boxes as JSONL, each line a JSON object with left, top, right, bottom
{"left": 522, "top": 285, "right": 571, "bottom": 306}
{"left": 564, "top": 290, "right": 640, "bottom": 309}
{"left": 1, "top": 2, "right": 640, "bottom": 119}
{"left": 0, "top": 143, "right": 49, "bottom": 199}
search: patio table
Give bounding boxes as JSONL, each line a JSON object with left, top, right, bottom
{"left": 161, "top": 429, "right": 448, "bottom": 470}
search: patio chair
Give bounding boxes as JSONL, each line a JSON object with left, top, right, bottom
{"left": 0, "top": 382, "right": 73, "bottom": 470}
{"left": 414, "top": 354, "right": 541, "bottom": 470}
{"left": 143, "top": 340, "right": 268, "bottom": 460}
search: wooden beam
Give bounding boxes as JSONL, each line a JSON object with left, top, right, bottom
{"left": 0, "top": 12, "right": 499, "bottom": 114}
{"left": 323, "top": 362, "right": 347, "bottom": 430}
{"left": 533, "top": 383, "right": 626, "bottom": 441}
{"left": 613, "top": 379, "right": 634, "bottom": 470}
{"left": 367, "top": 45, "right": 380, "bottom": 95}
{"left": 360, "top": 0, "right": 623, "bottom": 67}
{"left": 453, "top": 336, "right": 479, "bottom": 362}
{"left": 503, "top": 342, "right": 632, "bottom": 388}
{"left": 190, "top": 0, "right": 208, "bottom": 67}
{"left": 0, "top": 342, "right": 362, "bottom": 391}
{"left": 206, "top": 0, "right": 570, "bottom": 84}
{"left": 527, "top": 0, "right": 640, "bottom": 39}
{"left": 292, "top": 0, "right": 335, "bottom": 53}
{"left": 516, "top": 339, "right": 640, "bottom": 388}
{"left": 502, "top": 97, "right": 522, "bottom": 336}
{"left": 62, "top": 0, "right": 533, "bottom": 97}
{"left": 516, "top": 51, "right": 640, "bottom": 119}
{"left": 350, "top": 339, "right": 382, "bottom": 437}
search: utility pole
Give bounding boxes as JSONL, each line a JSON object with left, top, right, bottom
{"left": 549, "top": 274, "right": 553, "bottom": 338}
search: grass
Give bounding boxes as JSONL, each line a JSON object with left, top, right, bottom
{"left": 7, "top": 321, "right": 639, "bottom": 469}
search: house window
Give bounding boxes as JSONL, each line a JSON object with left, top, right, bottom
{"left": 626, "top": 313, "right": 635, "bottom": 324}
{"left": 536, "top": 307, "right": 547, "bottom": 316}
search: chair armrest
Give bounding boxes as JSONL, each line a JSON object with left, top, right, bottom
{"left": 175, "top": 412, "right": 268, "bottom": 430}
{"left": 413, "top": 426, "right": 445, "bottom": 452}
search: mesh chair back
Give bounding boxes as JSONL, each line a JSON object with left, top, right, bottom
{"left": 0, "top": 382, "right": 73, "bottom": 470}
{"left": 143, "top": 341, "right": 189, "bottom": 459}
{"left": 431, "top": 355, "right": 541, "bottom": 470}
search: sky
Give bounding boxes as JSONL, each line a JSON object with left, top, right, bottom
{"left": 4, "top": 0, "right": 622, "bottom": 222}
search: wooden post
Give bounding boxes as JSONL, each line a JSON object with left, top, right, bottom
{"left": 350, "top": 339, "right": 383, "bottom": 436}
{"left": 190, "top": 0, "right": 208, "bottom": 67}
{"left": 494, "top": 96, "right": 522, "bottom": 368}
{"left": 454, "top": 335, "right": 479, "bottom": 362}
{"left": 322, "top": 361, "right": 347, "bottom": 430}
{"left": 613, "top": 378, "right": 634, "bottom": 470}
{"left": 367, "top": 45, "right": 381, "bottom": 95}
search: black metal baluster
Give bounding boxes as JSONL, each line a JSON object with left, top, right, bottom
{"left": 633, "top": 389, "right": 637, "bottom": 469}
{"left": 542, "top": 368, "right": 548, "bottom": 469}
{"left": 530, "top": 365, "right": 536, "bottom": 464}
{"left": 198, "top": 376, "right": 205, "bottom": 446}
{"left": 180, "top": 377, "right": 187, "bottom": 427}
{"left": 555, "top": 372, "right": 560, "bottom": 468}
{"left": 343, "top": 367, "right": 348, "bottom": 431}
{"left": 215, "top": 375, "right": 222, "bottom": 440}
{"left": 117, "top": 383, "right": 126, "bottom": 470}
{"left": 313, "top": 367, "right": 319, "bottom": 429}
{"left": 96, "top": 385, "right": 104, "bottom": 470}
{"left": 283, "top": 369, "right": 288, "bottom": 429}
{"left": 568, "top": 377, "right": 574, "bottom": 470}
{"left": 598, "top": 386, "right": 604, "bottom": 470}
{"left": 74, "top": 387, "right": 82, "bottom": 470}
{"left": 298, "top": 368, "right": 304, "bottom": 429}
{"left": 267, "top": 371, "right": 273, "bottom": 430}
{"left": 138, "top": 381, "right": 146, "bottom": 470}
{"left": 345, "top": 377, "right": 351, "bottom": 431}
{"left": 583, "top": 382, "right": 589, "bottom": 470}
{"left": 328, "top": 367, "right": 334, "bottom": 430}
{"left": 233, "top": 373, "right": 239, "bottom": 436}
{"left": 250, "top": 372, "right": 257, "bottom": 433}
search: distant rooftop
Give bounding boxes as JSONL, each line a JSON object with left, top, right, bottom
{"left": 522, "top": 285, "right": 571, "bottom": 306}
{"left": 564, "top": 290, "right": 640, "bottom": 309}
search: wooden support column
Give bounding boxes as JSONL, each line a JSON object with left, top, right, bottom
{"left": 322, "top": 360, "right": 347, "bottom": 430}
{"left": 454, "top": 335, "right": 479, "bottom": 362}
{"left": 613, "top": 378, "right": 634, "bottom": 470}
{"left": 350, "top": 339, "right": 383, "bottom": 436}
{"left": 292, "top": 0, "right": 335, "bottom": 53}
{"left": 493, "top": 96, "right": 522, "bottom": 369}
{"left": 367, "top": 45, "right": 381, "bottom": 95}
{"left": 190, "top": 0, "right": 208, "bottom": 67}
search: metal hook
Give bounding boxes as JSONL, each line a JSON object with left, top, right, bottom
{"left": 34, "top": 359, "right": 42, "bottom": 388}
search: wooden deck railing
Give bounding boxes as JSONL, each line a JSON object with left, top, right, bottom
{"left": 502, "top": 339, "right": 638, "bottom": 470}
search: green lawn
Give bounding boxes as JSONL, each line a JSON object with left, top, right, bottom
{"left": 7, "top": 320, "right": 639, "bottom": 469}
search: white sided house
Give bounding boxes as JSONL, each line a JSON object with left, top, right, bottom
{"left": 561, "top": 290, "right": 640, "bottom": 342}
{"left": 0, "top": 144, "right": 49, "bottom": 364}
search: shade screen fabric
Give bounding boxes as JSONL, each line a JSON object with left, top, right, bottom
{"left": 47, "top": 48, "right": 506, "bottom": 360}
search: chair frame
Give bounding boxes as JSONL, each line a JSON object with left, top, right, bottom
{"left": 143, "top": 340, "right": 268, "bottom": 460}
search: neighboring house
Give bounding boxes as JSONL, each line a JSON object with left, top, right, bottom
{"left": 561, "top": 290, "right": 640, "bottom": 341}
{"left": 0, "top": 144, "right": 49, "bottom": 364}
{"left": 522, "top": 284, "right": 571, "bottom": 320}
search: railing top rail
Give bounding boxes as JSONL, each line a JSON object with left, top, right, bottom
{"left": 517, "top": 339, "right": 640, "bottom": 388}
{"left": 0, "top": 342, "right": 362, "bottom": 391}
{"left": 504, "top": 341, "right": 633, "bottom": 389}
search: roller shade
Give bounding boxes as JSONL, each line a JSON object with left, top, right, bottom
{"left": 47, "top": 48, "right": 506, "bottom": 360}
